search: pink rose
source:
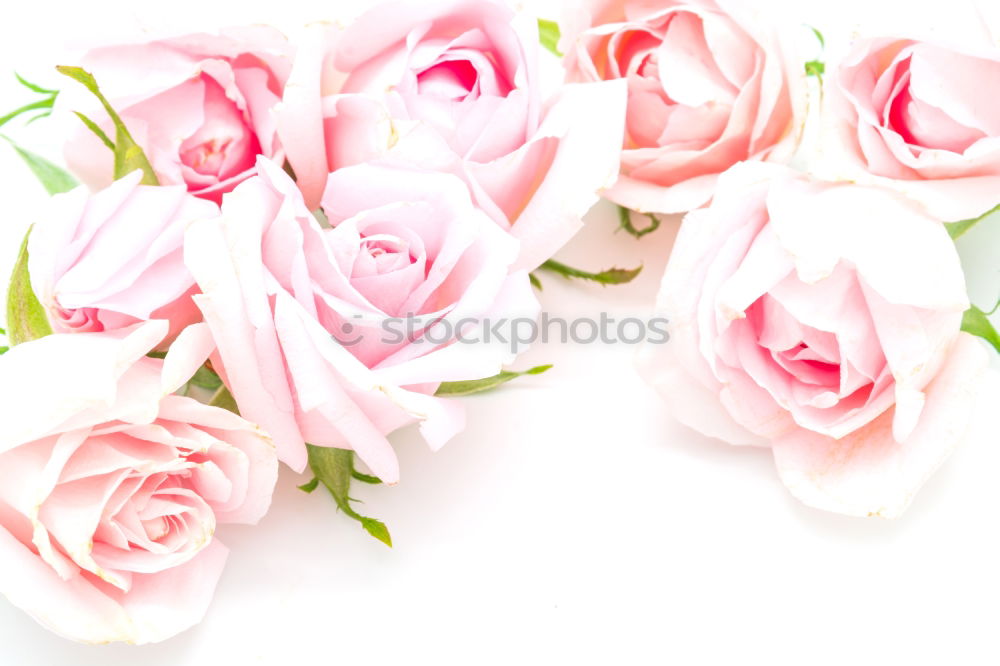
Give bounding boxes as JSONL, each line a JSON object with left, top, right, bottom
{"left": 640, "top": 163, "right": 991, "bottom": 517}
{"left": 0, "top": 321, "right": 278, "bottom": 644}
{"left": 28, "top": 171, "right": 218, "bottom": 344}
{"left": 830, "top": 35, "right": 1000, "bottom": 221}
{"left": 566, "top": 0, "right": 802, "bottom": 213}
{"left": 185, "top": 157, "right": 538, "bottom": 481}
{"left": 62, "top": 27, "right": 291, "bottom": 203}
{"left": 276, "top": 0, "right": 627, "bottom": 270}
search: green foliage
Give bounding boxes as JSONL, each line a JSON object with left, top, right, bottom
{"left": 5, "top": 228, "right": 53, "bottom": 346}
{"left": 539, "top": 259, "right": 642, "bottom": 286}
{"left": 208, "top": 385, "right": 241, "bottom": 414}
{"left": 618, "top": 206, "right": 661, "bottom": 239}
{"left": 189, "top": 365, "right": 224, "bottom": 390}
{"left": 946, "top": 204, "right": 1000, "bottom": 240}
{"left": 56, "top": 66, "right": 159, "bottom": 185}
{"left": 298, "top": 478, "right": 320, "bottom": 493}
{"left": 805, "top": 27, "right": 826, "bottom": 81}
{"left": 0, "top": 74, "right": 58, "bottom": 130}
{"left": 305, "top": 446, "right": 392, "bottom": 547}
{"left": 538, "top": 19, "right": 562, "bottom": 57}
{"left": 2, "top": 137, "right": 78, "bottom": 195}
{"left": 961, "top": 303, "right": 1000, "bottom": 354}
{"left": 805, "top": 60, "right": 826, "bottom": 78}
{"left": 352, "top": 470, "right": 383, "bottom": 485}
{"left": 436, "top": 364, "right": 553, "bottom": 397}
{"left": 810, "top": 26, "right": 825, "bottom": 48}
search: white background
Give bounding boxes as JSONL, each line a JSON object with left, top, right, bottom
{"left": 1, "top": 0, "right": 1000, "bottom": 664}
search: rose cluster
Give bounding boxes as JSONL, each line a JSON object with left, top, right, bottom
{"left": 1, "top": 0, "right": 625, "bottom": 644}
{"left": 559, "top": 0, "right": 996, "bottom": 517}
{"left": 0, "top": 0, "right": 997, "bottom": 648}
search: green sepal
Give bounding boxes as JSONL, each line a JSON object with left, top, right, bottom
{"left": 56, "top": 65, "right": 159, "bottom": 185}
{"left": 961, "top": 303, "right": 1000, "bottom": 354}
{"left": 298, "top": 478, "right": 320, "bottom": 493}
{"left": 946, "top": 204, "right": 1000, "bottom": 240}
{"left": 352, "top": 470, "right": 383, "bottom": 485}
{"left": 436, "top": 364, "right": 553, "bottom": 397}
{"left": 208, "top": 385, "right": 240, "bottom": 414}
{"left": 539, "top": 259, "right": 642, "bottom": 286}
{"left": 809, "top": 26, "right": 826, "bottom": 48}
{"left": 6, "top": 228, "right": 53, "bottom": 346}
{"left": 804, "top": 27, "right": 825, "bottom": 81}
{"left": 805, "top": 60, "right": 825, "bottom": 79}
{"left": 72, "top": 111, "right": 115, "bottom": 151}
{"left": 189, "top": 364, "right": 223, "bottom": 390}
{"left": 306, "top": 445, "right": 392, "bottom": 547}
{"left": 211, "top": 387, "right": 392, "bottom": 539}
{"left": 538, "top": 19, "right": 562, "bottom": 57}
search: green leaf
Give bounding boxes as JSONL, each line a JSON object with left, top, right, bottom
{"left": 961, "top": 304, "right": 1000, "bottom": 354}
{"left": 72, "top": 111, "right": 115, "bottom": 151}
{"left": 0, "top": 74, "right": 58, "bottom": 131}
{"left": 208, "top": 385, "right": 240, "bottom": 414}
{"left": 2, "top": 137, "right": 78, "bottom": 195}
{"left": 803, "top": 26, "right": 826, "bottom": 81}
{"left": 6, "top": 228, "right": 53, "bottom": 346}
{"left": 298, "top": 478, "right": 320, "bottom": 493}
{"left": 805, "top": 60, "right": 826, "bottom": 79}
{"left": 306, "top": 445, "right": 392, "bottom": 547}
{"left": 15, "top": 73, "right": 57, "bottom": 95}
{"left": 529, "top": 272, "right": 543, "bottom": 291}
{"left": 617, "top": 206, "right": 661, "bottom": 239}
{"left": 539, "top": 259, "right": 642, "bottom": 286}
{"left": 352, "top": 470, "right": 383, "bottom": 485}
{"left": 436, "top": 364, "right": 553, "bottom": 397}
{"left": 946, "top": 203, "right": 1000, "bottom": 240}
{"left": 538, "top": 18, "right": 563, "bottom": 57}
{"left": 56, "top": 65, "right": 159, "bottom": 185}
{"left": 25, "top": 110, "right": 52, "bottom": 125}
{"left": 188, "top": 364, "right": 223, "bottom": 390}
{"left": 809, "top": 26, "right": 826, "bottom": 48}
{"left": 0, "top": 97, "right": 56, "bottom": 131}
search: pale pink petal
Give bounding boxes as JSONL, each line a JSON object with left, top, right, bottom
{"left": 503, "top": 79, "right": 628, "bottom": 270}
{"left": 772, "top": 334, "right": 991, "bottom": 518}
{"left": 161, "top": 323, "right": 217, "bottom": 395}
{"left": 184, "top": 213, "right": 305, "bottom": 471}
{"left": 0, "top": 322, "right": 168, "bottom": 450}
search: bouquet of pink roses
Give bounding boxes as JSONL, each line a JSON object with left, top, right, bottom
{"left": 0, "top": 0, "right": 635, "bottom": 643}
{"left": 0, "top": 0, "right": 997, "bottom": 648}
{"left": 564, "top": 0, "right": 999, "bottom": 518}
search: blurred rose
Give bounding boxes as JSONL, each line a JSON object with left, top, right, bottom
{"left": 28, "top": 171, "right": 218, "bottom": 345}
{"left": 0, "top": 321, "right": 277, "bottom": 644}
{"left": 566, "top": 0, "right": 802, "bottom": 214}
{"left": 185, "top": 158, "right": 538, "bottom": 480}
{"left": 640, "top": 163, "right": 990, "bottom": 517}
{"left": 62, "top": 27, "right": 291, "bottom": 203}
{"left": 830, "top": 34, "right": 1000, "bottom": 221}
{"left": 276, "top": 0, "right": 626, "bottom": 270}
